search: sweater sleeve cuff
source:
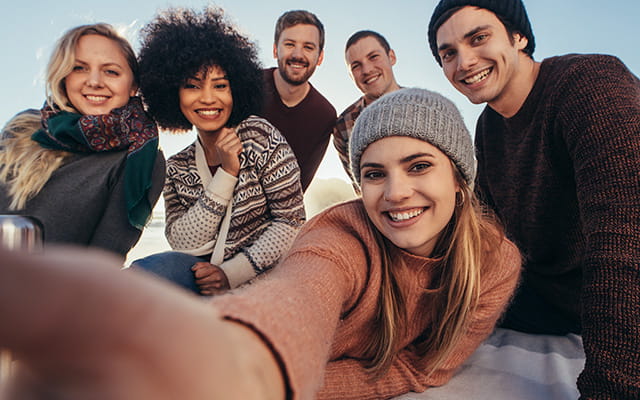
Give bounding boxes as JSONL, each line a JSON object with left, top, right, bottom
{"left": 205, "top": 168, "right": 237, "bottom": 202}
{"left": 219, "top": 252, "right": 256, "bottom": 289}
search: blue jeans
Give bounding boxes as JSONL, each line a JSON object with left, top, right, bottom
{"left": 129, "top": 251, "right": 210, "bottom": 295}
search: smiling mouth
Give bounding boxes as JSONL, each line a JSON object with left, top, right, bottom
{"left": 84, "top": 95, "right": 110, "bottom": 102}
{"left": 387, "top": 208, "right": 425, "bottom": 222}
{"left": 287, "top": 59, "right": 308, "bottom": 69}
{"left": 363, "top": 74, "right": 380, "bottom": 85}
{"left": 462, "top": 67, "right": 492, "bottom": 85}
{"left": 196, "top": 109, "right": 221, "bottom": 116}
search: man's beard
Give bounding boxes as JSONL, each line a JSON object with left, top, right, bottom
{"left": 277, "top": 57, "right": 317, "bottom": 86}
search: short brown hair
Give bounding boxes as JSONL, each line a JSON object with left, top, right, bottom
{"left": 345, "top": 30, "right": 391, "bottom": 54}
{"left": 274, "top": 10, "right": 325, "bottom": 51}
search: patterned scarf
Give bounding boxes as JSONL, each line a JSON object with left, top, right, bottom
{"left": 32, "top": 96, "right": 159, "bottom": 230}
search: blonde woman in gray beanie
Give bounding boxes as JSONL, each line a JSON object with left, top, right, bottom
{"left": 0, "top": 88, "right": 521, "bottom": 399}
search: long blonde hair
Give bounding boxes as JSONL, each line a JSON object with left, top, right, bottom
{"left": 365, "top": 165, "right": 504, "bottom": 377}
{"left": 0, "top": 24, "right": 138, "bottom": 210}
{"left": 0, "top": 111, "right": 68, "bottom": 210}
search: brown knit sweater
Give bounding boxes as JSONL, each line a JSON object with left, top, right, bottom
{"left": 212, "top": 199, "right": 521, "bottom": 399}
{"left": 475, "top": 54, "right": 640, "bottom": 399}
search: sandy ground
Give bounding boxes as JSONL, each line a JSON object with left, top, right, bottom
{"left": 125, "top": 219, "right": 170, "bottom": 266}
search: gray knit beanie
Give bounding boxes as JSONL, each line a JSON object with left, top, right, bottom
{"left": 350, "top": 88, "right": 475, "bottom": 186}
{"left": 427, "top": 0, "right": 535, "bottom": 66}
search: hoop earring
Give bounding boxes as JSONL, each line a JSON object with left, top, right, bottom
{"left": 456, "top": 190, "right": 465, "bottom": 207}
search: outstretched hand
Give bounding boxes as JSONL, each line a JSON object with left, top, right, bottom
{"left": 0, "top": 246, "right": 284, "bottom": 399}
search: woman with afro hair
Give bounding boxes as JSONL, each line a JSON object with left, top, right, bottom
{"left": 130, "top": 7, "right": 305, "bottom": 295}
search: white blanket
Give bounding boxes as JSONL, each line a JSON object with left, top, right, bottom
{"left": 395, "top": 328, "right": 585, "bottom": 400}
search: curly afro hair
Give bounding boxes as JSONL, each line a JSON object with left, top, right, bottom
{"left": 138, "top": 7, "right": 263, "bottom": 132}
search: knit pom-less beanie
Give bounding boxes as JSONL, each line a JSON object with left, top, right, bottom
{"left": 349, "top": 88, "right": 475, "bottom": 186}
{"left": 427, "top": 0, "right": 535, "bottom": 66}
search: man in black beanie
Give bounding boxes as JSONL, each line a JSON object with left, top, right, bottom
{"left": 428, "top": 1, "right": 640, "bottom": 399}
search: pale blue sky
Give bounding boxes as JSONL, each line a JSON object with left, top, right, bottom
{"left": 2, "top": 0, "right": 638, "bottom": 182}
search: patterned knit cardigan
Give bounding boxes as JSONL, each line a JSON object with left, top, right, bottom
{"left": 163, "top": 115, "right": 305, "bottom": 288}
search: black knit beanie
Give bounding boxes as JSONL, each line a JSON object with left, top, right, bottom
{"left": 427, "top": 0, "right": 535, "bottom": 66}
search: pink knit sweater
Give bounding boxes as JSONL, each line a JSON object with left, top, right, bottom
{"left": 212, "top": 199, "right": 521, "bottom": 399}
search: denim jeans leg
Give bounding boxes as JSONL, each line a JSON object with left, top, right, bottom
{"left": 129, "top": 251, "right": 208, "bottom": 294}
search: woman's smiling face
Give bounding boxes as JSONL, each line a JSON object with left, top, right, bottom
{"left": 64, "top": 34, "right": 136, "bottom": 115}
{"left": 179, "top": 65, "right": 233, "bottom": 136}
{"left": 360, "top": 136, "right": 459, "bottom": 257}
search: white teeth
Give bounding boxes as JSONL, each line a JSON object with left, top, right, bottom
{"left": 364, "top": 75, "right": 379, "bottom": 84}
{"left": 464, "top": 68, "right": 491, "bottom": 84}
{"left": 388, "top": 208, "right": 424, "bottom": 222}
{"left": 86, "top": 95, "right": 108, "bottom": 102}
{"left": 197, "top": 110, "right": 220, "bottom": 116}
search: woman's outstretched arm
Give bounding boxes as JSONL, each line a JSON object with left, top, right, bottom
{"left": 0, "top": 246, "right": 284, "bottom": 400}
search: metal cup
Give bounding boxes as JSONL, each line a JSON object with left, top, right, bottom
{"left": 0, "top": 215, "right": 43, "bottom": 252}
{"left": 0, "top": 215, "right": 44, "bottom": 385}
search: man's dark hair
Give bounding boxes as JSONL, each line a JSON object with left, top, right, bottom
{"left": 345, "top": 30, "right": 391, "bottom": 54}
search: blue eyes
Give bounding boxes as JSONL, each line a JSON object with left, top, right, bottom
{"left": 71, "top": 65, "right": 121, "bottom": 76}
